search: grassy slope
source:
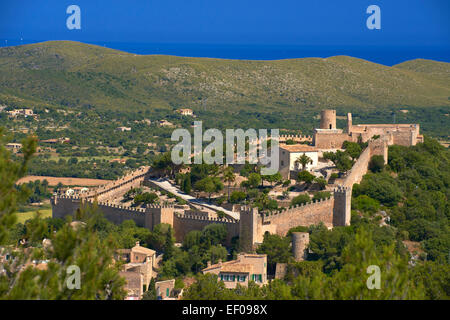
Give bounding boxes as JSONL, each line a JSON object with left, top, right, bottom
{"left": 0, "top": 41, "right": 449, "bottom": 114}
{"left": 15, "top": 209, "right": 52, "bottom": 224}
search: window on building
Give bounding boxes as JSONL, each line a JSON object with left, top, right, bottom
{"left": 166, "top": 288, "right": 169, "bottom": 297}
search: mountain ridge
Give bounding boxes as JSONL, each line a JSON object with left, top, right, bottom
{"left": 0, "top": 41, "right": 449, "bottom": 113}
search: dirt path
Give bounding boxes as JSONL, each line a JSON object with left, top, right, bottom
{"left": 17, "top": 176, "right": 112, "bottom": 187}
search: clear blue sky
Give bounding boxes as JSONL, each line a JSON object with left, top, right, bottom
{"left": 0, "top": 0, "right": 449, "bottom": 63}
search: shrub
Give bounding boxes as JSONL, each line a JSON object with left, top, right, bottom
{"left": 369, "top": 155, "right": 385, "bottom": 173}
{"left": 291, "top": 194, "right": 311, "bottom": 206}
{"left": 230, "top": 191, "right": 246, "bottom": 203}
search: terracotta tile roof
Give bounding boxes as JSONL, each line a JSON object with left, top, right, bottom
{"left": 220, "top": 263, "right": 253, "bottom": 274}
{"left": 280, "top": 144, "right": 318, "bottom": 153}
{"left": 202, "top": 254, "right": 267, "bottom": 273}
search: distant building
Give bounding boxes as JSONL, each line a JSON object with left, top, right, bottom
{"left": 177, "top": 108, "right": 194, "bottom": 116}
{"left": 109, "top": 158, "right": 127, "bottom": 164}
{"left": 6, "top": 109, "right": 34, "bottom": 118}
{"left": 278, "top": 144, "right": 319, "bottom": 179}
{"left": 41, "top": 139, "right": 58, "bottom": 144}
{"left": 274, "top": 263, "right": 288, "bottom": 280}
{"left": 116, "top": 126, "right": 131, "bottom": 132}
{"left": 119, "top": 272, "right": 143, "bottom": 300}
{"left": 159, "top": 119, "right": 174, "bottom": 127}
{"left": 201, "top": 253, "right": 268, "bottom": 289}
{"left": 155, "top": 279, "right": 183, "bottom": 300}
{"left": 117, "top": 241, "right": 156, "bottom": 300}
{"left": 6, "top": 143, "right": 22, "bottom": 153}
{"left": 22, "top": 109, "right": 34, "bottom": 117}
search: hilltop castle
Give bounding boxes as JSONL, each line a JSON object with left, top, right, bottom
{"left": 51, "top": 172, "right": 351, "bottom": 252}
{"left": 51, "top": 109, "right": 421, "bottom": 252}
{"left": 313, "top": 109, "right": 423, "bottom": 149}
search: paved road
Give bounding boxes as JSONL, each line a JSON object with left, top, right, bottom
{"left": 149, "top": 178, "right": 240, "bottom": 220}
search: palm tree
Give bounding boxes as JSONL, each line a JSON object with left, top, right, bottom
{"left": 295, "top": 153, "right": 313, "bottom": 171}
{"left": 223, "top": 166, "right": 236, "bottom": 202}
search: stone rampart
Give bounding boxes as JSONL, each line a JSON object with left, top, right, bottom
{"left": 261, "top": 197, "right": 335, "bottom": 236}
{"left": 173, "top": 213, "right": 240, "bottom": 245}
{"left": 83, "top": 166, "right": 150, "bottom": 201}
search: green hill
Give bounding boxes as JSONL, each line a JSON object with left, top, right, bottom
{"left": 0, "top": 41, "right": 449, "bottom": 114}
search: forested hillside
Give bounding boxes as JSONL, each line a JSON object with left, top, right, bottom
{"left": 1, "top": 41, "right": 449, "bottom": 115}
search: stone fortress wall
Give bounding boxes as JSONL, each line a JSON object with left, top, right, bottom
{"left": 83, "top": 166, "right": 150, "bottom": 202}
{"left": 173, "top": 214, "right": 240, "bottom": 245}
{"left": 51, "top": 179, "right": 352, "bottom": 251}
{"left": 249, "top": 134, "right": 312, "bottom": 146}
{"left": 262, "top": 197, "right": 335, "bottom": 233}
{"left": 51, "top": 109, "right": 419, "bottom": 252}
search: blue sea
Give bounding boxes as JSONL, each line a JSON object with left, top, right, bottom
{"left": 1, "top": 40, "right": 449, "bottom": 66}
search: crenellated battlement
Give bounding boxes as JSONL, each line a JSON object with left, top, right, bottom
{"left": 263, "top": 196, "right": 334, "bottom": 222}
{"left": 85, "top": 199, "right": 147, "bottom": 213}
{"left": 175, "top": 213, "right": 238, "bottom": 224}
{"left": 51, "top": 158, "right": 353, "bottom": 252}
{"left": 239, "top": 206, "right": 254, "bottom": 213}
{"left": 81, "top": 166, "right": 151, "bottom": 199}
{"left": 279, "top": 134, "right": 312, "bottom": 140}
{"left": 247, "top": 134, "right": 313, "bottom": 145}
{"left": 334, "top": 185, "right": 351, "bottom": 193}
{"left": 52, "top": 195, "right": 81, "bottom": 201}
{"left": 146, "top": 204, "right": 174, "bottom": 209}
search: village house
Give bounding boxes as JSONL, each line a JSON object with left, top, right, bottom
{"left": 116, "top": 126, "right": 131, "bottom": 132}
{"left": 278, "top": 144, "right": 319, "bottom": 179}
{"left": 201, "top": 253, "right": 268, "bottom": 289}
{"left": 116, "top": 241, "right": 157, "bottom": 299}
{"left": 155, "top": 279, "right": 183, "bottom": 300}
{"left": 5, "top": 143, "right": 22, "bottom": 153}
{"left": 159, "top": 119, "right": 174, "bottom": 127}
{"left": 41, "top": 137, "right": 70, "bottom": 144}
{"left": 177, "top": 108, "right": 194, "bottom": 116}
{"left": 109, "top": 158, "right": 127, "bottom": 164}
{"left": 6, "top": 109, "right": 35, "bottom": 118}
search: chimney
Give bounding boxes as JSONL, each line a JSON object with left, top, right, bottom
{"left": 218, "top": 259, "right": 222, "bottom": 266}
{"left": 135, "top": 241, "right": 140, "bottom": 247}
{"left": 207, "top": 261, "right": 211, "bottom": 267}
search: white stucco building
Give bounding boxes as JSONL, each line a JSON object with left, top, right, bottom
{"left": 278, "top": 144, "right": 319, "bottom": 179}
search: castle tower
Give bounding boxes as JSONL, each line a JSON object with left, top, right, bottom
{"left": 346, "top": 113, "right": 353, "bottom": 133}
{"left": 145, "top": 205, "right": 174, "bottom": 230}
{"left": 333, "top": 185, "right": 352, "bottom": 226}
{"left": 320, "top": 109, "right": 336, "bottom": 130}
{"left": 239, "top": 206, "right": 260, "bottom": 253}
{"left": 369, "top": 138, "right": 388, "bottom": 165}
{"left": 292, "top": 232, "right": 309, "bottom": 261}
